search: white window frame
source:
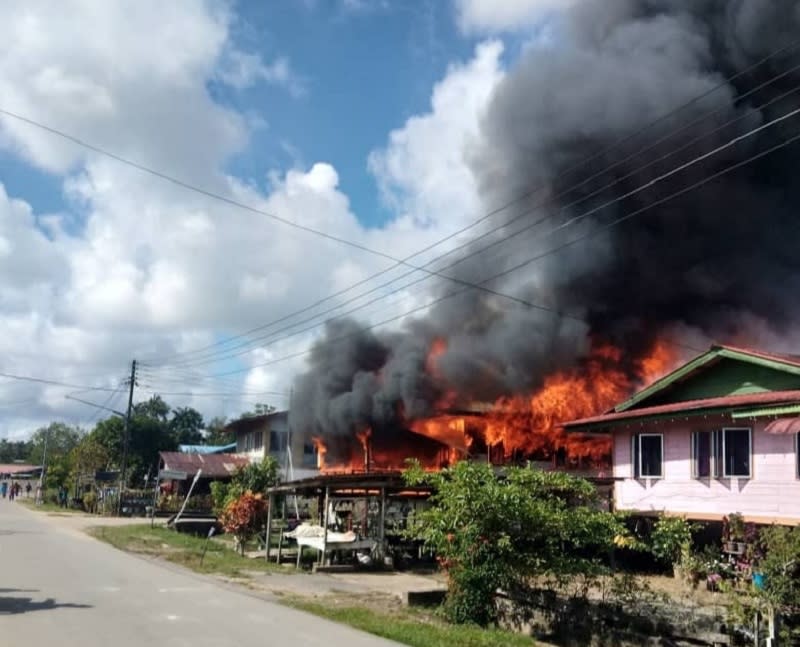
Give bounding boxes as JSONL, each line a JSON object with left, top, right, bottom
{"left": 691, "top": 430, "right": 713, "bottom": 479}
{"left": 795, "top": 432, "right": 799, "bottom": 480}
{"left": 721, "top": 427, "right": 751, "bottom": 479}
{"left": 637, "top": 433, "right": 664, "bottom": 479}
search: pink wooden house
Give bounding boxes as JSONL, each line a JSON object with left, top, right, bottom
{"left": 564, "top": 345, "right": 800, "bottom": 525}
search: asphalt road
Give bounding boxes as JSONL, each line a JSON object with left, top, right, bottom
{"left": 0, "top": 501, "right": 400, "bottom": 647}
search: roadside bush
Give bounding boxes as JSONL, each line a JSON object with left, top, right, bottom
{"left": 82, "top": 491, "right": 98, "bottom": 513}
{"left": 404, "top": 461, "right": 625, "bottom": 626}
{"left": 209, "top": 457, "right": 280, "bottom": 517}
{"left": 210, "top": 481, "right": 230, "bottom": 514}
{"left": 219, "top": 491, "right": 269, "bottom": 555}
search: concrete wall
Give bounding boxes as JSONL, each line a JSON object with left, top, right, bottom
{"left": 613, "top": 415, "right": 800, "bottom": 523}
{"left": 234, "top": 412, "right": 318, "bottom": 478}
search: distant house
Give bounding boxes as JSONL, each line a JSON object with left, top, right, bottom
{"left": 564, "top": 345, "right": 800, "bottom": 525}
{"left": 0, "top": 464, "right": 42, "bottom": 480}
{"left": 157, "top": 451, "right": 250, "bottom": 494}
{"left": 224, "top": 410, "right": 318, "bottom": 480}
{"left": 178, "top": 443, "right": 237, "bottom": 455}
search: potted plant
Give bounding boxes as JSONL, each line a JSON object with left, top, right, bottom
{"left": 722, "top": 513, "right": 746, "bottom": 554}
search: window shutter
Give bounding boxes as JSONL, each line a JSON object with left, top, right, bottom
{"left": 711, "top": 430, "right": 722, "bottom": 478}
{"left": 631, "top": 434, "right": 640, "bottom": 478}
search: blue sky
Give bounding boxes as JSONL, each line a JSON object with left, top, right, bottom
{"left": 218, "top": 1, "right": 479, "bottom": 227}
{"left": 0, "top": 0, "right": 537, "bottom": 433}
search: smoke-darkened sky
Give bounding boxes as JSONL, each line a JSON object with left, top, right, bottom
{"left": 291, "top": 0, "right": 800, "bottom": 445}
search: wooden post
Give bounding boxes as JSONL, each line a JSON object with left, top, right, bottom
{"left": 379, "top": 487, "right": 386, "bottom": 562}
{"left": 265, "top": 493, "right": 274, "bottom": 561}
{"left": 321, "top": 486, "right": 330, "bottom": 566}
{"left": 296, "top": 540, "right": 303, "bottom": 569}
{"left": 276, "top": 528, "right": 283, "bottom": 564}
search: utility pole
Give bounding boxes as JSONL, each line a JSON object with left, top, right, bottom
{"left": 37, "top": 429, "right": 49, "bottom": 505}
{"left": 118, "top": 359, "right": 137, "bottom": 515}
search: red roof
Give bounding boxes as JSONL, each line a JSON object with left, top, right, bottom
{"left": 764, "top": 417, "right": 800, "bottom": 435}
{"left": 0, "top": 464, "right": 41, "bottom": 475}
{"left": 563, "top": 389, "right": 800, "bottom": 430}
{"left": 159, "top": 452, "right": 250, "bottom": 478}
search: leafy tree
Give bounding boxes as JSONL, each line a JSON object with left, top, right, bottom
{"left": 27, "top": 422, "right": 82, "bottom": 465}
{"left": 168, "top": 407, "right": 205, "bottom": 445}
{"left": 132, "top": 395, "right": 169, "bottom": 422}
{"left": 88, "top": 416, "right": 124, "bottom": 463}
{"left": 0, "top": 439, "right": 32, "bottom": 463}
{"left": 232, "top": 456, "right": 280, "bottom": 494}
{"left": 238, "top": 403, "right": 276, "bottom": 419}
{"left": 70, "top": 437, "right": 111, "bottom": 482}
{"left": 205, "top": 416, "right": 233, "bottom": 446}
{"left": 27, "top": 422, "right": 82, "bottom": 488}
{"left": 87, "top": 395, "right": 178, "bottom": 486}
{"left": 405, "top": 461, "right": 624, "bottom": 626}
{"left": 211, "top": 457, "right": 280, "bottom": 514}
{"left": 127, "top": 414, "right": 177, "bottom": 486}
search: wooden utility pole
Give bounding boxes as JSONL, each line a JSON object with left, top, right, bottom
{"left": 117, "top": 359, "right": 137, "bottom": 515}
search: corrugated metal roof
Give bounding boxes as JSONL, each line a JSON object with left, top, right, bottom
{"left": 178, "top": 443, "right": 237, "bottom": 454}
{"left": 563, "top": 389, "right": 800, "bottom": 430}
{"left": 158, "top": 452, "right": 250, "bottom": 478}
{"left": 764, "top": 417, "right": 800, "bottom": 435}
{"left": 715, "top": 344, "right": 800, "bottom": 369}
{"left": 614, "top": 344, "right": 800, "bottom": 414}
{"left": 0, "top": 464, "right": 41, "bottom": 475}
{"left": 731, "top": 403, "right": 800, "bottom": 419}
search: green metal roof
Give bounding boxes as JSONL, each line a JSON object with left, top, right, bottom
{"left": 615, "top": 345, "right": 800, "bottom": 413}
{"left": 731, "top": 403, "right": 800, "bottom": 419}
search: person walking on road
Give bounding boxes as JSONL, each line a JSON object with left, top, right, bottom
{"left": 1, "top": 481, "right": 7, "bottom": 499}
{"left": 25, "top": 482, "right": 32, "bottom": 498}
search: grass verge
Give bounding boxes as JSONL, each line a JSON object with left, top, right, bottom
{"left": 18, "top": 499, "right": 84, "bottom": 514}
{"left": 89, "top": 524, "right": 286, "bottom": 578}
{"left": 283, "top": 595, "right": 535, "bottom": 647}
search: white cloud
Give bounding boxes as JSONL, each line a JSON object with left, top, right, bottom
{"left": 0, "top": 1, "right": 507, "bottom": 437}
{"left": 455, "top": 0, "right": 576, "bottom": 32}
{"left": 342, "top": 0, "right": 390, "bottom": 12}
{"left": 368, "top": 41, "right": 504, "bottom": 231}
{"left": 217, "top": 51, "right": 306, "bottom": 96}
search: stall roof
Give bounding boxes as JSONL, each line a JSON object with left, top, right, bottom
{"left": 267, "top": 471, "right": 433, "bottom": 497}
{"left": 159, "top": 452, "right": 250, "bottom": 479}
{"left": 0, "top": 463, "right": 42, "bottom": 476}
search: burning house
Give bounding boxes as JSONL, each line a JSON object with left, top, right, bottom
{"left": 289, "top": 2, "right": 800, "bottom": 480}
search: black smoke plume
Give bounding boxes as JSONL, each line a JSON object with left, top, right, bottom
{"left": 291, "top": 0, "right": 800, "bottom": 456}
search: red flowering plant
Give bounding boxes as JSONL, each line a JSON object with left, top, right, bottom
{"left": 219, "top": 491, "right": 269, "bottom": 555}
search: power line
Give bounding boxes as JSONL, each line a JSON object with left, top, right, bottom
{"left": 159, "top": 102, "right": 800, "bottom": 372}
{"left": 203, "top": 122, "right": 800, "bottom": 379}
{"left": 149, "top": 38, "right": 800, "bottom": 366}
{"left": 165, "top": 74, "right": 798, "bottom": 369}
{"left": 135, "top": 388, "right": 288, "bottom": 398}
{"left": 0, "top": 372, "right": 122, "bottom": 392}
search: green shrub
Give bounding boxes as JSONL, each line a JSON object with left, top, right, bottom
{"left": 82, "top": 491, "right": 98, "bottom": 513}
{"left": 404, "top": 461, "right": 624, "bottom": 626}
{"left": 650, "top": 516, "right": 696, "bottom": 566}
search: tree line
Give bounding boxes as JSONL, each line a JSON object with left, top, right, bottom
{"left": 0, "top": 396, "right": 274, "bottom": 491}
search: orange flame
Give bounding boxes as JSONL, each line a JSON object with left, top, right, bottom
{"left": 312, "top": 436, "right": 328, "bottom": 471}
{"left": 316, "top": 338, "right": 679, "bottom": 475}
